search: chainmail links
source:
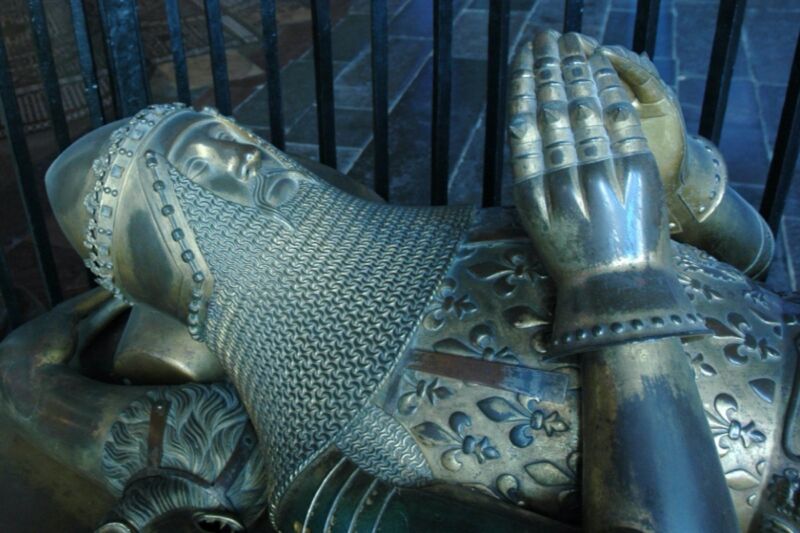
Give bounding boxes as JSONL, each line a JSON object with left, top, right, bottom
{"left": 171, "top": 173, "right": 471, "bottom": 517}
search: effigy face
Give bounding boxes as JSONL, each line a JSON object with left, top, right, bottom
{"left": 2, "top": 30, "right": 799, "bottom": 533}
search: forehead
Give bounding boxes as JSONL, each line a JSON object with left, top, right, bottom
{"left": 167, "top": 115, "right": 255, "bottom": 159}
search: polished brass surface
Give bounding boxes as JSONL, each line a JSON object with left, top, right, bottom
{"left": 1, "top": 30, "right": 797, "bottom": 533}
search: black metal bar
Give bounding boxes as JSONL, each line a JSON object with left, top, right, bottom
{"left": 699, "top": 0, "right": 747, "bottom": 144}
{"left": 310, "top": 0, "right": 338, "bottom": 167}
{"left": 69, "top": 0, "right": 105, "bottom": 129}
{"left": 203, "top": 0, "right": 232, "bottom": 115}
{"left": 98, "top": 0, "right": 150, "bottom": 118}
{"left": 483, "top": 0, "right": 510, "bottom": 208}
{"left": 27, "top": 0, "right": 71, "bottom": 151}
{"left": 760, "top": 31, "right": 800, "bottom": 235}
{"left": 260, "top": 0, "right": 285, "bottom": 150}
{"left": 431, "top": 0, "right": 453, "bottom": 206}
{"left": 632, "top": 0, "right": 662, "bottom": 57}
{"left": 165, "top": 0, "right": 192, "bottom": 106}
{"left": 0, "top": 25, "right": 62, "bottom": 306}
{"left": 563, "top": 0, "right": 584, "bottom": 33}
{"left": 371, "top": 0, "right": 390, "bottom": 199}
{"left": 0, "top": 247, "right": 22, "bottom": 330}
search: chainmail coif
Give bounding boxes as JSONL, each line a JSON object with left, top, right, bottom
{"left": 170, "top": 171, "right": 472, "bottom": 518}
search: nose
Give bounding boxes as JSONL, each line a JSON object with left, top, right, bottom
{"left": 240, "top": 146, "right": 262, "bottom": 181}
{"left": 214, "top": 140, "right": 262, "bottom": 181}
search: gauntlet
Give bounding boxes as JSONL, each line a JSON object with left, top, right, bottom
{"left": 508, "top": 31, "right": 708, "bottom": 356}
{"left": 600, "top": 44, "right": 774, "bottom": 278}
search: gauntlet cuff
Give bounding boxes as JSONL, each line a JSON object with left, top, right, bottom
{"left": 549, "top": 267, "right": 709, "bottom": 357}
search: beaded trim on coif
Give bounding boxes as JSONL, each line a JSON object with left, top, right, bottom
{"left": 144, "top": 150, "right": 211, "bottom": 340}
{"left": 83, "top": 103, "right": 188, "bottom": 299}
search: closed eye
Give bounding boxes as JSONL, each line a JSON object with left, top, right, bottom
{"left": 186, "top": 157, "right": 209, "bottom": 179}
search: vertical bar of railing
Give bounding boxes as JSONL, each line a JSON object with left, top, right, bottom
{"left": 760, "top": 32, "right": 800, "bottom": 235}
{"left": 260, "top": 0, "right": 285, "bottom": 150}
{"left": 69, "top": 0, "right": 105, "bottom": 130}
{"left": 0, "top": 26, "right": 62, "bottom": 306}
{"left": 203, "top": 0, "right": 232, "bottom": 115}
{"left": 0, "top": 249, "right": 22, "bottom": 329}
{"left": 699, "top": 0, "right": 747, "bottom": 144}
{"left": 98, "top": 0, "right": 150, "bottom": 118}
{"left": 431, "top": 0, "right": 453, "bottom": 206}
{"left": 483, "top": 0, "right": 510, "bottom": 207}
{"left": 27, "top": 0, "right": 71, "bottom": 151}
{"left": 632, "top": 0, "right": 661, "bottom": 58}
{"left": 563, "top": 0, "right": 584, "bottom": 33}
{"left": 371, "top": 0, "right": 390, "bottom": 199}
{"left": 165, "top": 0, "right": 192, "bottom": 106}
{"left": 310, "top": 0, "right": 338, "bottom": 167}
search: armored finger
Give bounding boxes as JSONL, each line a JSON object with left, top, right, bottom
{"left": 533, "top": 32, "right": 588, "bottom": 219}
{"left": 560, "top": 34, "right": 611, "bottom": 165}
{"left": 575, "top": 32, "right": 599, "bottom": 56}
{"left": 533, "top": 31, "right": 577, "bottom": 172}
{"left": 601, "top": 45, "right": 667, "bottom": 105}
{"left": 589, "top": 51, "right": 648, "bottom": 156}
{"left": 509, "top": 42, "right": 544, "bottom": 185}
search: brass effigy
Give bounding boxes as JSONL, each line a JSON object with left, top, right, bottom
{"left": 0, "top": 31, "right": 798, "bottom": 532}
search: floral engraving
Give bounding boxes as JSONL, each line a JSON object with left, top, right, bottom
{"left": 686, "top": 351, "right": 717, "bottom": 378}
{"left": 397, "top": 375, "right": 454, "bottom": 416}
{"left": 467, "top": 249, "right": 544, "bottom": 297}
{"left": 524, "top": 451, "right": 579, "bottom": 509}
{"left": 676, "top": 246, "right": 744, "bottom": 283}
{"left": 706, "top": 393, "right": 766, "bottom": 454}
{"left": 677, "top": 272, "right": 722, "bottom": 302}
{"left": 477, "top": 395, "right": 569, "bottom": 448}
{"left": 706, "top": 312, "right": 781, "bottom": 365}
{"left": 412, "top": 412, "right": 500, "bottom": 471}
{"left": 433, "top": 323, "right": 518, "bottom": 364}
{"left": 422, "top": 278, "right": 477, "bottom": 331}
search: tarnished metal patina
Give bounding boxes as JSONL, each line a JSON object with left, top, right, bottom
{"left": 0, "top": 30, "right": 798, "bottom": 532}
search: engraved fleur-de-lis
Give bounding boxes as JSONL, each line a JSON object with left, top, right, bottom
{"left": 677, "top": 272, "right": 722, "bottom": 301}
{"left": 676, "top": 246, "right": 743, "bottom": 283}
{"left": 706, "top": 393, "right": 766, "bottom": 455}
{"left": 412, "top": 412, "right": 500, "bottom": 471}
{"left": 422, "top": 278, "right": 477, "bottom": 331}
{"left": 686, "top": 351, "right": 717, "bottom": 378}
{"left": 397, "top": 375, "right": 454, "bottom": 416}
{"left": 477, "top": 395, "right": 569, "bottom": 448}
{"left": 706, "top": 312, "right": 781, "bottom": 365}
{"left": 433, "top": 323, "right": 519, "bottom": 364}
{"left": 467, "top": 249, "right": 545, "bottom": 297}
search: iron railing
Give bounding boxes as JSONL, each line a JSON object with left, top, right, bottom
{"left": 0, "top": 0, "right": 798, "bottom": 329}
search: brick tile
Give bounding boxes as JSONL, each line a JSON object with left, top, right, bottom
{"left": 286, "top": 106, "right": 374, "bottom": 149}
{"left": 337, "top": 37, "right": 432, "bottom": 108}
{"left": 452, "top": 9, "right": 530, "bottom": 60}
{"left": 331, "top": 14, "right": 370, "bottom": 62}
{"left": 745, "top": 9, "right": 800, "bottom": 86}
{"left": 719, "top": 122, "right": 770, "bottom": 186}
